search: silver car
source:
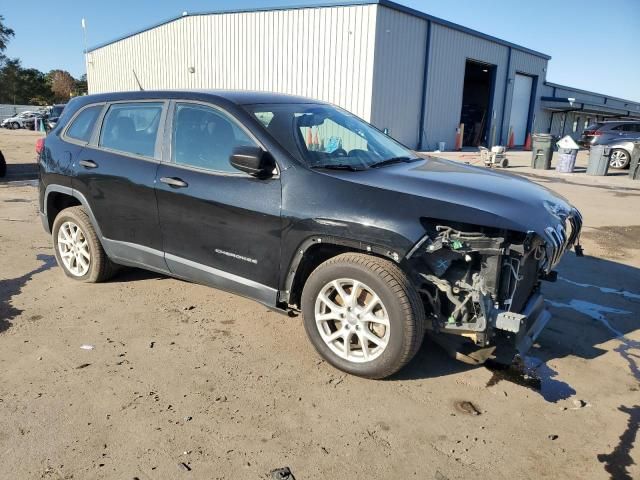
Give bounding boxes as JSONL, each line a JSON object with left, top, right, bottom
{"left": 579, "top": 121, "right": 640, "bottom": 147}
{"left": 601, "top": 137, "right": 639, "bottom": 169}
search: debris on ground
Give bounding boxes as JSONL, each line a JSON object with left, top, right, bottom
{"left": 76, "top": 363, "right": 91, "bottom": 369}
{"left": 80, "top": 344, "right": 95, "bottom": 350}
{"left": 270, "top": 466, "right": 295, "bottom": 480}
{"left": 178, "top": 462, "right": 191, "bottom": 472}
{"left": 548, "top": 434, "right": 559, "bottom": 441}
{"left": 454, "top": 400, "right": 481, "bottom": 416}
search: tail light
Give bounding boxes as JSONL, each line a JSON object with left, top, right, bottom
{"left": 584, "top": 130, "right": 602, "bottom": 136}
{"left": 35, "top": 138, "right": 45, "bottom": 155}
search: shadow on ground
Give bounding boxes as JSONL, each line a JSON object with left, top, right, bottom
{"left": 0, "top": 254, "right": 56, "bottom": 334}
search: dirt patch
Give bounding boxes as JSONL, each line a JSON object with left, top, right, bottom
{"left": 581, "top": 225, "right": 640, "bottom": 259}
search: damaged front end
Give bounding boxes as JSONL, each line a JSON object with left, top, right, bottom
{"left": 406, "top": 210, "right": 583, "bottom": 363}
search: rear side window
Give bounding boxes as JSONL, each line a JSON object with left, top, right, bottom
{"left": 99, "top": 102, "right": 163, "bottom": 158}
{"left": 65, "top": 105, "right": 102, "bottom": 143}
{"left": 172, "top": 103, "right": 256, "bottom": 173}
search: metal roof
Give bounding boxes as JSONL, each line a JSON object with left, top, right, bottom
{"left": 86, "top": 0, "right": 551, "bottom": 59}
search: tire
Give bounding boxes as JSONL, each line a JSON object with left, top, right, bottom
{"left": 52, "top": 206, "right": 116, "bottom": 283}
{"left": 0, "top": 150, "right": 6, "bottom": 178}
{"left": 609, "top": 149, "right": 630, "bottom": 169}
{"left": 11, "top": 122, "right": 19, "bottom": 130}
{"left": 301, "top": 253, "right": 425, "bottom": 379}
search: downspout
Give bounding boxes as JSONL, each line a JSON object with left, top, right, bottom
{"left": 417, "top": 20, "right": 432, "bottom": 151}
{"left": 499, "top": 46, "right": 512, "bottom": 145}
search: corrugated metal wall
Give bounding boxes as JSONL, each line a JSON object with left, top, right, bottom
{"left": 422, "top": 23, "right": 508, "bottom": 150}
{"left": 87, "top": 5, "right": 378, "bottom": 121}
{"left": 88, "top": 3, "right": 553, "bottom": 150}
{"left": 420, "top": 24, "right": 548, "bottom": 150}
{"left": 370, "top": 6, "right": 427, "bottom": 148}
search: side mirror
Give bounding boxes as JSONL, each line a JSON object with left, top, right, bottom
{"left": 229, "top": 146, "right": 276, "bottom": 177}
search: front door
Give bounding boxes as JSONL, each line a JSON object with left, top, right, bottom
{"left": 155, "top": 102, "right": 282, "bottom": 305}
{"left": 73, "top": 101, "right": 167, "bottom": 271}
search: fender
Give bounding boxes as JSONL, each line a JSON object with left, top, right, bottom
{"left": 279, "top": 234, "right": 405, "bottom": 304}
{"left": 41, "top": 185, "right": 104, "bottom": 238}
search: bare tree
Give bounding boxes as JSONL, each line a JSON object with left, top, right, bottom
{"left": 49, "top": 70, "right": 76, "bottom": 102}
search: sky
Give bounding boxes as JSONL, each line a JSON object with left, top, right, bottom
{"left": 2, "top": 0, "right": 639, "bottom": 101}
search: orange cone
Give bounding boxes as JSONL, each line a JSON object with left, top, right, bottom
{"left": 507, "top": 127, "right": 515, "bottom": 149}
{"left": 524, "top": 133, "right": 532, "bottom": 151}
{"left": 313, "top": 128, "right": 319, "bottom": 148}
{"left": 306, "top": 127, "right": 313, "bottom": 147}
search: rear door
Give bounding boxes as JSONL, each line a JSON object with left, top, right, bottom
{"left": 155, "top": 101, "right": 282, "bottom": 305}
{"left": 72, "top": 100, "right": 168, "bottom": 271}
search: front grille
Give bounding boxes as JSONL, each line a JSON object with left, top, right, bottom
{"left": 544, "top": 208, "right": 582, "bottom": 271}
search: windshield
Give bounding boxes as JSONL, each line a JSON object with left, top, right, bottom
{"left": 50, "top": 105, "right": 65, "bottom": 118}
{"left": 245, "top": 103, "right": 417, "bottom": 170}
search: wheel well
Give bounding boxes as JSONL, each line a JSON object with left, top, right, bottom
{"left": 46, "top": 192, "right": 81, "bottom": 230}
{"left": 287, "top": 243, "right": 396, "bottom": 308}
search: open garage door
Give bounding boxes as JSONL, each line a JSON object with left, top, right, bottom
{"left": 509, "top": 74, "right": 534, "bottom": 145}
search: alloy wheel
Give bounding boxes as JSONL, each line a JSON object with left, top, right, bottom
{"left": 314, "top": 278, "right": 390, "bottom": 363}
{"left": 57, "top": 221, "right": 91, "bottom": 276}
{"left": 610, "top": 150, "right": 630, "bottom": 169}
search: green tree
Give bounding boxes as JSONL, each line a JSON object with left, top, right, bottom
{"left": 0, "top": 14, "right": 15, "bottom": 65}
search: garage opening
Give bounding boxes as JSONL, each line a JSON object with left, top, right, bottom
{"left": 459, "top": 60, "right": 495, "bottom": 147}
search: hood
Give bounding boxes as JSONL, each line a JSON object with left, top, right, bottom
{"left": 323, "top": 156, "right": 577, "bottom": 240}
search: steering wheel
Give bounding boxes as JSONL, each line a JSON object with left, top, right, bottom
{"left": 331, "top": 148, "right": 348, "bottom": 157}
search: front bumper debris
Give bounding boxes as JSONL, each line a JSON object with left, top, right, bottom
{"left": 494, "top": 292, "right": 551, "bottom": 355}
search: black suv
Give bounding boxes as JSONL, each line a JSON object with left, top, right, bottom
{"left": 38, "top": 91, "right": 582, "bottom": 379}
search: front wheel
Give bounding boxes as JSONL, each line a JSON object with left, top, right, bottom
{"left": 610, "top": 149, "right": 630, "bottom": 169}
{"left": 11, "top": 122, "right": 20, "bottom": 130}
{"left": 301, "top": 253, "right": 425, "bottom": 379}
{"left": 52, "top": 206, "right": 116, "bottom": 283}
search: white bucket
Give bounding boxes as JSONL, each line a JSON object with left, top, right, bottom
{"left": 438, "top": 141, "right": 446, "bottom": 151}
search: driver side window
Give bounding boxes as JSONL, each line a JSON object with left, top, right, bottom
{"left": 172, "top": 103, "right": 256, "bottom": 173}
{"left": 298, "top": 118, "right": 368, "bottom": 154}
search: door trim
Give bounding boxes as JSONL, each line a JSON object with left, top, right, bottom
{"left": 165, "top": 253, "right": 278, "bottom": 306}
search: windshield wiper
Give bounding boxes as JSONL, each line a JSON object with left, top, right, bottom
{"left": 369, "top": 156, "right": 421, "bottom": 168}
{"left": 310, "top": 164, "right": 365, "bottom": 171}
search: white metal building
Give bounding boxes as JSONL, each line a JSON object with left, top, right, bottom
{"left": 86, "top": 0, "right": 640, "bottom": 150}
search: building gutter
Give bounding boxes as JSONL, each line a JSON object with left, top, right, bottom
{"left": 418, "top": 20, "right": 432, "bottom": 150}
{"left": 499, "top": 46, "right": 512, "bottom": 145}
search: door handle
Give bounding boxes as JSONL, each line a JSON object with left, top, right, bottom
{"left": 79, "top": 160, "right": 98, "bottom": 169}
{"left": 160, "top": 176, "right": 188, "bottom": 188}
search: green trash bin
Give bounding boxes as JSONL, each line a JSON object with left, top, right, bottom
{"left": 586, "top": 145, "right": 611, "bottom": 176}
{"left": 531, "top": 133, "right": 554, "bottom": 169}
{"left": 629, "top": 141, "right": 640, "bottom": 180}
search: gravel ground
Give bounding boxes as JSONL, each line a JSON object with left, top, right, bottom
{"left": 1, "top": 128, "right": 639, "bottom": 479}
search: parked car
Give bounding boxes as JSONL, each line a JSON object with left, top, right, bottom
{"left": 46, "top": 104, "right": 67, "bottom": 130}
{"left": 38, "top": 91, "right": 582, "bottom": 379}
{"left": 1, "top": 111, "right": 39, "bottom": 129}
{"left": 601, "top": 137, "right": 640, "bottom": 169}
{"left": 579, "top": 120, "right": 640, "bottom": 149}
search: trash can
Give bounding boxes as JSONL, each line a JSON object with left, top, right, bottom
{"left": 531, "top": 133, "right": 554, "bottom": 169}
{"left": 555, "top": 135, "right": 580, "bottom": 173}
{"left": 586, "top": 145, "right": 611, "bottom": 176}
{"left": 629, "top": 141, "right": 640, "bottom": 180}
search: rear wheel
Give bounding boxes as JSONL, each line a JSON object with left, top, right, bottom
{"left": 301, "top": 253, "right": 425, "bottom": 379}
{"left": 610, "top": 149, "right": 630, "bottom": 169}
{"left": 52, "top": 206, "right": 116, "bottom": 283}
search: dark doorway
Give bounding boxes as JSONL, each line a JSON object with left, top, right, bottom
{"left": 459, "top": 60, "right": 495, "bottom": 147}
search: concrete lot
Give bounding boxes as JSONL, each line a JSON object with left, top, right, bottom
{"left": 1, "top": 128, "right": 639, "bottom": 479}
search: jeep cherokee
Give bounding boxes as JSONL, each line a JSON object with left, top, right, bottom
{"left": 38, "top": 90, "right": 582, "bottom": 379}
